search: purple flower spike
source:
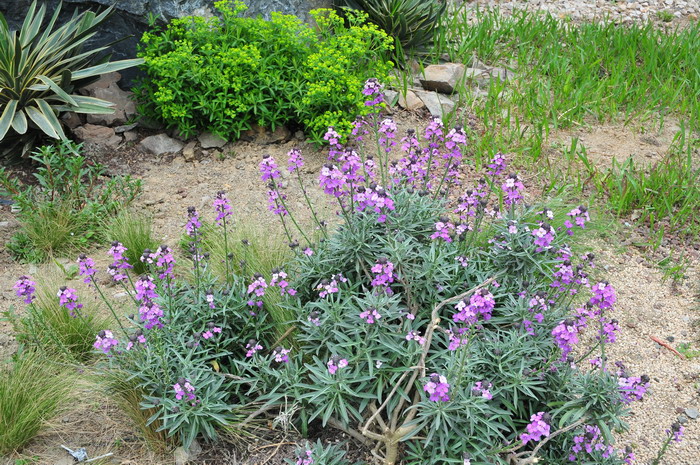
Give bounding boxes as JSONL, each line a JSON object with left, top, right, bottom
{"left": 488, "top": 152, "right": 508, "bottom": 176}
{"left": 94, "top": 330, "right": 119, "bottom": 355}
{"left": 213, "top": 190, "right": 233, "bottom": 225}
{"left": 77, "top": 254, "right": 97, "bottom": 284}
{"left": 362, "top": 78, "right": 384, "bottom": 106}
{"left": 327, "top": 355, "right": 348, "bottom": 374}
{"left": 186, "top": 207, "right": 201, "bottom": 237}
{"left": 502, "top": 173, "right": 525, "bottom": 206}
{"left": 13, "top": 276, "right": 36, "bottom": 304}
{"left": 57, "top": 286, "right": 83, "bottom": 317}
{"left": 260, "top": 154, "right": 280, "bottom": 182}
{"left": 287, "top": 148, "right": 305, "bottom": 173}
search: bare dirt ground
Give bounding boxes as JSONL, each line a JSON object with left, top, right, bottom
{"left": 1, "top": 110, "right": 699, "bottom": 464}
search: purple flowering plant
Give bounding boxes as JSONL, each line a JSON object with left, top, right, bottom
{"left": 231, "top": 80, "right": 652, "bottom": 465}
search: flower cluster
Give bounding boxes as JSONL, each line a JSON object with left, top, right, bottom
{"left": 359, "top": 307, "right": 382, "bottom": 324}
{"left": 94, "top": 330, "right": 119, "bottom": 355}
{"left": 185, "top": 206, "right": 201, "bottom": 237}
{"left": 108, "top": 241, "right": 132, "bottom": 281}
{"left": 453, "top": 289, "right": 496, "bottom": 325}
{"left": 589, "top": 281, "right": 616, "bottom": 310}
{"left": 295, "top": 449, "right": 314, "bottom": 465}
{"left": 532, "top": 222, "right": 555, "bottom": 250}
{"left": 551, "top": 318, "right": 579, "bottom": 360}
{"left": 327, "top": 355, "right": 348, "bottom": 375}
{"left": 269, "top": 269, "right": 296, "bottom": 296}
{"left": 431, "top": 217, "right": 456, "bottom": 242}
{"left": 487, "top": 152, "right": 507, "bottom": 176}
{"left": 213, "top": 190, "right": 233, "bottom": 225}
{"left": 247, "top": 273, "right": 268, "bottom": 307}
{"left": 667, "top": 422, "right": 684, "bottom": 442}
{"left": 77, "top": 254, "right": 96, "bottom": 284}
{"left": 173, "top": 377, "right": 197, "bottom": 403}
{"left": 126, "top": 330, "right": 146, "bottom": 351}
{"left": 142, "top": 245, "right": 175, "bottom": 279}
{"left": 424, "top": 373, "right": 450, "bottom": 402}
{"left": 316, "top": 274, "right": 347, "bottom": 298}
{"left": 520, "top": 412, "right": 551, "bottom": 445}
{"left": 362, "top": 78, "right": 384, "bottom": 107}
{"left": 564, "top": 205, "right": 590, "bottom": 235}
{"left": 569, "top": 425, "right": 614, "bottom": 461}
{"left": 57, "top": 286, "right": 82, "bottom": 317}
{"left": 135, "top": 276, "right": 163, "bottom": 329}
{"left": 260, "top": 154, "right": 281, "bottom": 181}
{"left": 287, "top": 147, "right": 304, "bottom": 173}
{"left": 370, "top": 257, "right": 395, "bottom": 288}
{"left": 272, "top": 346, "right": 291, "bottom": 363}
{"left": 245, "top": 339, "right": 263, "bottom": 358}
{"left": 202, "top": 322, "right": 222, "bottom": 340}
{"left": 13, "top": 276, "right": 36, "bottom": 304}
{"left": 406, "top": 330, "right": 426, "bottom": 345}
{"left": 471, "top": 380, "right": 493, "bottom": 400}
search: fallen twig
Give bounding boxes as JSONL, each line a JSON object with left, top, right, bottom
{"left": 650, "top": 336, "right": 685, "bottom": 359}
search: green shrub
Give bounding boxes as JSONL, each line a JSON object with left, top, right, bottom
{"left": 0, "top": 141, "right": 141, "bottom": 262}
{"left": 0, "top": 0, "right": 142, "bottom": 159}
{"left": 336, "top": 0, "right": 446, "bottom": 57}
{"left": 0, "top": 350, "right": 73, "bottom": 455}
{"left": 134, "top": 0, "right": 393, "bottom": 144}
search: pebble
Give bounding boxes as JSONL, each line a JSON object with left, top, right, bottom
{"left": 685, "top": 407, "right": 699, "bottom": 419}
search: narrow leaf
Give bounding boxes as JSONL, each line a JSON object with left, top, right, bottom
{"left": 25, "top": 104, "right": 59, "bottom": 139}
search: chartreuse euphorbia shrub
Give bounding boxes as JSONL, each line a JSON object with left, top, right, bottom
{"left": 134, "top": 0, "right": 393, "bottom": 144}
{"left": 10, "top": 82, "right": 659, "bottom": 462}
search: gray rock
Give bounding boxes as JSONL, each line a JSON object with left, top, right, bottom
{"left": 685, "top": 407, "right": 699, "bottom": 419}
{"left": 414, "top": 90, "right": 455, "bottom": 118}
{"left": 61, "top": 112, "right": 82, "bottom": 129}
{"left": 139, "top": 134, "right": 184, "bottom": 155}
{"left": 398, "top": 90, "right": 425, "bottom": 111}
{"left": 73, "top": 124, "right": 122, "bottom": 148}
{"left": 384, "top": 89, "right": 399, "bottom": 106}
{"left": 123, "top": 131, "right": 139, "bottom": 142}
{"left": 0, "top": 221, "right": 10, "bottom": 228}
{"left": 114, "top": 123, "right": 138, "bottom": 134}
{"left": 419, "top": 63, "right": 466, "bottom": 94}
{"left": 198, "top": 132, "right": 227, "bottom": 149}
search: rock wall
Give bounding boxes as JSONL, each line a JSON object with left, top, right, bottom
{"left": 0, "top": 0, "right": 332, "bottom": 85}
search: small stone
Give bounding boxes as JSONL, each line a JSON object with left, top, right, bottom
{"left": 198, "top": 132, "right": 227, "bottom": 149}
{"left": 419, "top": 63, "right": 466, "bottom": 94}
{"left": 685, "top": 407, "right": 699, "bottom": 419}
{"left": 678, "top": 415, "right": 688, "bottom": 424}
{"left": 398, "top": 90, "right": 425, "bottom": 111}
{"left": 236, "top": 162, "right": 245, "bottom": 170}
{"left": 666, "top": 336, "right": 675, "bottom": 342}
{"left": 182, "top": 141, "right": 197, "bottom": 162}
{"left": 73, "top": 124, "right": 122, "bottom": 148}
{"left": 123, "top": 131, "right": 138, "bottom": 142}
{"left": 294, "top": 130, "right": 305, "bottom": 141}
{"left": 0, "top": 221, "right": 9, "bottom": 228}
{"left": 139, "top": 134, "right": 184, "bottom": 155}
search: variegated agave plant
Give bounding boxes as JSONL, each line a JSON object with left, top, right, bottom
{"left": 335, "top": 0, "right": 447, "bottom": 57}
{"left": 0, "top": 1, "right": 143, "bottom": 159}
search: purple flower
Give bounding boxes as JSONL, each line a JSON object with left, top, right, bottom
{"left": 173, "top": 377, "right": 197, "bottom": 402}
{"left": 142, "top": 245, "right": 175, "bottom": 279}
{"left": 270, "top": 268, "right": 296, "bottom": 296}
{"left": 327, "top": 355, "right": 348, "bottom": 374}
{"left": 272, "top": 346, "right": 291, "bottom": 363}
{"left": 213, "top": 190, "right": 233, "bottom": 225}
{"left": 370, "top": 257, "right": 395, "bottom": 288}
{"left": 406, "top": 330, "right": 426, "bottom": 345}
{"left": 135, "top": 276, "right": 158, "bottom": 302}
{"left": 316, "top": 274, "right": 347, "bottom": 298}
{"left": 125, "top": 330, "right": 146, "bottom": 351}
{"left": 667, "top": 422, "right": 684, "bottom": 442}
{"left": 378, "top": 118, "right": 397, "bottom": 152}
{"left": 267, "top": 188, "right": 288, "bottom": 216}
{"left": 431, "top": 217, "right": 455, "bottom": 242}
{"left": 260, "top": 154, "right": 280, "bottom": 181}
{"left": 245, "top": 339, "right": 263, "bottom": 358}
{"left": 57, "top": 286, "right": 83, "bottom": 317}
{"left": 569, "top": 425, "right": 614, "bottom": 461}
{"left": 186, "top": 206, "right": 201, "bottom": 237}
{"left": 323, "top": 127, "right": 342, "bottom": 148}
{"left": 94, "top": 330, "right": 118, "bottom": 355}
{"left": 598, "top": 318, "right": 619, "bottom": 343}
{"left": 532, "top": 222, "right": 555, "bottom": 250}
{"left": 565, "top": 205, "right": 590, "bottom": 235}
{"left": 471, "top": 380, "right": 493, "bottom": 400}
{"left": 319, "top": 163, "right": 346, "bottom": 198}
{"left": 303, "top": 247, "right": 314, "bottom": 256}
{"left": 307, "top": 310, "right": 321, "bottom": 326}
{"left": 362, "top": 78, "right": 384, "bottom": 106}
{"left": 502, "top": 174, "right": 525, "bottom": 206}
{"left": 247, "top": 273, "right": 267, "bottom": 297}
{"left": 77, "top": 254, "right": 96, "bottom": 284}
{"left": 453, "top": 289, "right": 496, "bottom": 324}
{"left": 552, "top": 318, "right": 579, "bottom": 360}
{"left": 202, "top": 323, "right": 222, "bottom": 340}
{"left": 139, "top": 301, "right": 164, "bottom": 330}
{"left": 423, "top": 373, "right": 450, "bottom": 402}
{"left": 359, "top": 307, "right": 381, "bottom": 324}
{"left": 589, "top": 281, "right": 616, "bottom": 310}
{"left": 108, "top": 241, "right": 132, "bottom": 281}
{"left": 618, "top": 374, "right": 649, "bottom": 404}
{"left": 287, "top": 148, "right": 305, "bottom": 173}
{"left": 13, "top": 276, "right": 36, "bottom": 304}
{"left": 520, "top": 412, "right": 551, "bottom": 445}
{"left": 488, "top": 152, "right": 508, "bottom": 176}
{"left": 296, "top": 448, "right": 314, "bottom": 465}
